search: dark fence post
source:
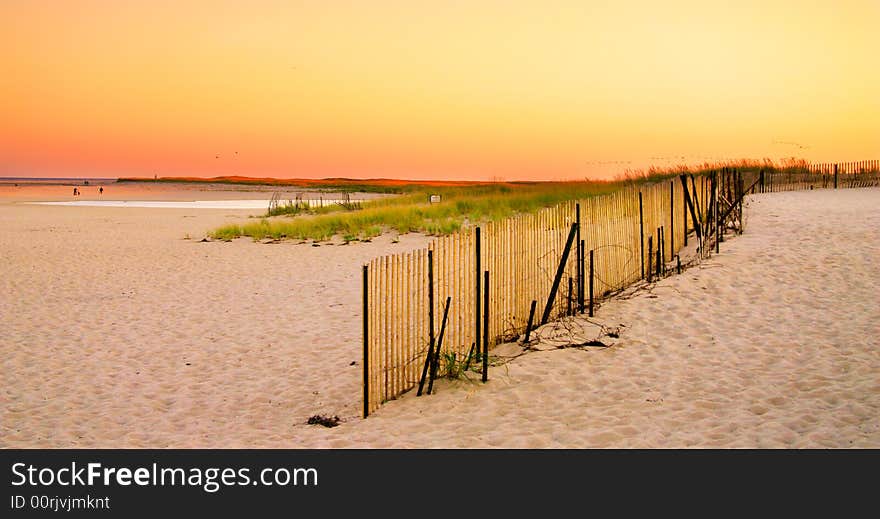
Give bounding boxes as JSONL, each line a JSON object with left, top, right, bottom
{"left": 683, "top": 179, "right": 688, "bottom": 246}
{"left": 524, "top": 300, "right": 537, "bottom": 343}
{"left": 738, "top": 172, "right": 744, "bottom": 232}
{"left": 475, "top": 227, "right": 481, "bottom": 357}
{"left": 690, "top": 174, "right": 702, "bottom": 227}
{"left": 362, "top": 264, "right": 369, "bottom": 418}
{"left": 647, "top": 235, "right": 653, "bottom": 283}
{"left": 660, "top": 226, "right": 666, "bottom": 275}
{"left": 427, "top": 296, "right": 452, "bottom": 395}
{"left": 655, "top": 229, "right": 662, "bottom": 278}
{"left": 709, "top": 172, "right": 717, "bottom": 243}
{"left": 417, "top": 249, "right": 435, "bottom": 396}
{"left": 692, "top": 174, "right": 705, "bottom": 255}
{"left": 567, "top": 277, "right": 573, "bottom": 316}
{"left": 669, "top": 180, "right": 674, "bottom": 258}
{"left": 715, "top": 207, "right": 721, "bottom": 252}
{"left": 588, "top": 249, "right": 594, "bottom": 317}
{"left": 541, "top": 223, "right": 578, "bottom": 325}
{"left": 638, "top": 191, "right": 645, "bottom": 279}
{"left": 833, "top": 163, "right": 838, "bottom": 189}
{"left": 715, "top": 173, "right": 721, "bottom": 253}
{"left": 576, "top": 203, "right": 582, "bottom": 312}
{"left": 482, "top": 270, "right": 489, "bottom": 383}
{"left": 578, "top": 239, "right": 586, "bottom": 313}
{"left": 680, "top": 175, "right": 702, "bottom": 240}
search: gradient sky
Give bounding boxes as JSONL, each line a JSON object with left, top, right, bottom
{"left": 2, "top": 0, "right": 878, "bottom": 181}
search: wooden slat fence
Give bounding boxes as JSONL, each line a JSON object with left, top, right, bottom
{"left": 362, "top": 161, "right": 879, "bottom": 416}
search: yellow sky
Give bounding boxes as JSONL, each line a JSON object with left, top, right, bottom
{"left": 2, "top": 0, "right": 878, "bottom": 180}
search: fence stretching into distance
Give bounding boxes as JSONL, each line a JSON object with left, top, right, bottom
{"left": 361, "top": 160, "right": 880, "bottom": 416}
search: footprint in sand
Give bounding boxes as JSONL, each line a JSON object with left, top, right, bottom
{"left": 749, "top": 405, "right": 769, "bottom": 416}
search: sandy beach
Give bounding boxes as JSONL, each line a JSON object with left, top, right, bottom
{"left": 0, "top": 181, "right": 393, "bottom": 202}
{"left": 1, "top": 186, "right": 878, "bottom": 448}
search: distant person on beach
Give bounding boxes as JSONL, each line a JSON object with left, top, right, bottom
{"left": 73, "top": 187, "right": 79, "bottom": 196}
{"left": 99, "top": 187, "right": 104, "bottom": 195}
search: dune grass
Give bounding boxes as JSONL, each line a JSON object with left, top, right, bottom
{"left": 209, "top": 158, "right": 814, "bottom": 242}
{"left": 210, "top": 181, "right": 623, "bottom": 241}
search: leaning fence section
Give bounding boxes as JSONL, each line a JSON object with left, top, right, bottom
{"left": 362, "top": 161, "right": 879, "bottom": 415}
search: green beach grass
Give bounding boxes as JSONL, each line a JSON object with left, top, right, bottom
{"left": 208, "top": 159, "right": 811, "bottom": 242}
{"left": 209, "top": 181, "right": 623, "bottom": 241}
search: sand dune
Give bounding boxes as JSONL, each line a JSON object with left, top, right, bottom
{"left": 1, "top": 187, "right": 878, "bottom": 448}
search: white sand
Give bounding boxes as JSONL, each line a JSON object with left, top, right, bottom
{"left": 28, "top": 199, "right": 358, "bottom": 209}
{"left": 2, "top": 187, "right": 878, "bottom": 448}
{"left": 0, "top": 181, "right": 392, "bottom": 202}
{"left": 0, "top": 191, "right": 429, "bottom": 448}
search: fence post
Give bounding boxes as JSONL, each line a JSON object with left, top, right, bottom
{"left": 524, "top": 300, "right": 537, "bottom": 343}
{"left": 647, "top": 235, "right": 653, "bottom": 283}
{"left": 588, "top": 249, "right": 594, "bottom": 317}
{"left": 716, "top": 172, "right": 722, "bottom": 252}
{"left": 639, "top": 191, "right": 645, "bottom": 279}
{"left": 362, "top": 264, "right": 369, "bottom": 418}
{"left": 738, "top": 172, "right": 744, "bottom": 232}
{"left": 690, "top": 174, "right": 702, "bottom": 226}
{"left": 475, "top": 227, "right": 481, "bottom": 357}
{"left": 655, "top": 229, "right": 662, "bottom": 278}
{"left": 660, "top": 226, "right": 666, "bottom": 275}
{"left": 576, "top": 203, "right": 582, "bottom": 312}
{"left": 578, "top": 239, "right": 586, "bottom": 313}
{"left": 669, "top": 181, "right": 674, "bottom": 258}
{"left": 417, "top": 249, "right": 435, "bottom": 396}
{"left": 715, "top": 181, "right": 721, "bottom": 253}
{"left": 834, "top": 163, "right": 838, "bottom": 189}
{"left": 683, "top": 180, "right": 688, "bottom": 246}
{"left": 427, "top": 296, "right": 451, "bottom": 395}
{"left": 567, "top": 277, "right": 573, "bottom": 316}
{"left": 541, "top": 223, "right": 578, "bottom": 325}
{"left": 710, "top": 172, "right": 719, "bottom": 244}
{"left": 680, "top": 175, "right": 702, "bottom": 241}
{"left": 482, "top": 270, "right": 489, "bottom": 383}
{"left": 693, "top": 174, "right": 705, "bottom": 256}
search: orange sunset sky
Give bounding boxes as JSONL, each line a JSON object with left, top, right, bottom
{"left": 2, "top": 0, "right": 878, "bottom": 181}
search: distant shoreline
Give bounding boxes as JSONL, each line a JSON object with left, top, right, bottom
{"left": 0, "top": 177, "right": 118, "bottom": 186}
{"left": 0, "top": 175, "right": 530, "bottom": 193}
{"left": 115, "top": 175, "right": 546, "bottom": 193}
{"left": 1, "top": 174, "right": 603, "bottom": 194}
